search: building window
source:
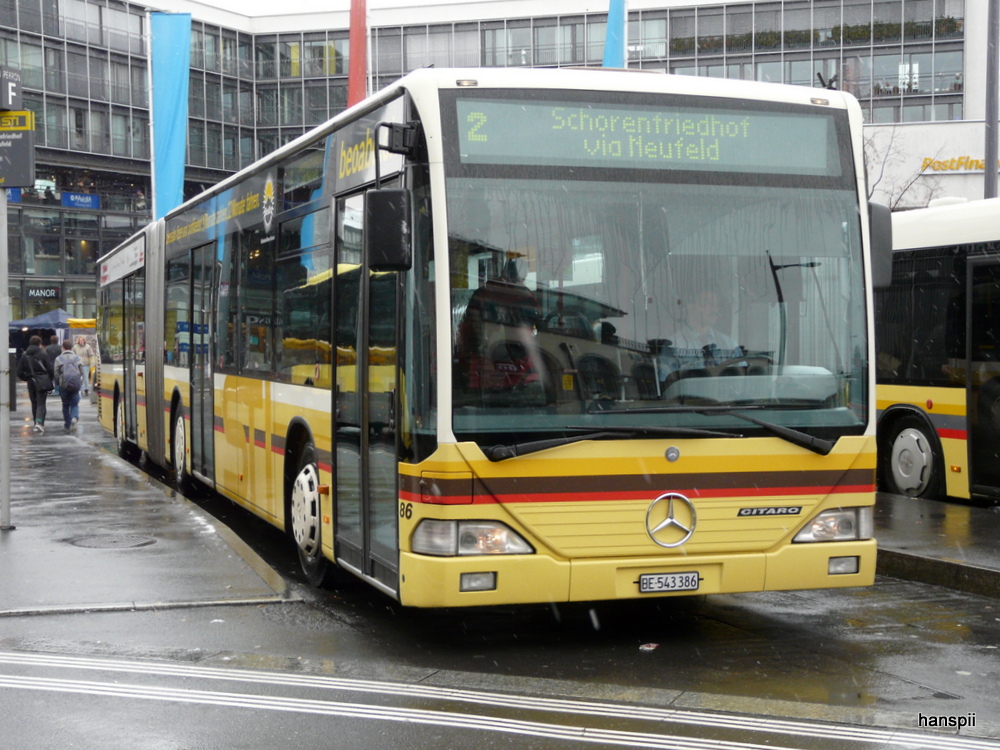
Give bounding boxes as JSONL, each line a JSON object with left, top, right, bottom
{"left": 189, "top": 121, "right": 205, "bottom": 166}
{"left": 670, "top": 9, "right": 695, "bottom": 56}
{"left": 698, "top": 7, "right": 723, "bottom": 55}
{"left": 44, "top": 46, "right": 64, "bottom": 92}
{"left": 754, "top": 3, "right": 781, "bottom": 51}
{"left": 784, "top": 2, "right": 813, "bottom": 50}
{"left": 256, "top": 38, "right": 277, "bottom": 79}
{"left": 873, "top": 1, "right": 902, "bottom": 43}
{"left": 305, "top": 81, "right": 327, "bottom": 124}
{"left": 841, "top": 0, "right": 872, "bottom": 46}
{"left": 111, "top": 111, "right": 129, "bottom": 156}
{"left": 726, "top": 8, "right": 752, "bottom": 55}
{"left": 280, "top": 37, "right": 302, "bottom": 77}
{"left": 280, "top": 84, "right": 302, "bottom": 127}
{"left": 20, "top": 40, "right": 43, "bottom": 89}
{"left": 936, "top": 0, "right": 964, "bottom": 39}
{"left": 935, "top": 50, "right": 963, "bottom": 92}
{"left": 45, "top": 100, "right": 67, "bottom": 149}
{"left": 454, "top": 25, "right": 479, "bottom": 66}
{"left": 374, "top": 28, "right": 402, "bottom": 76}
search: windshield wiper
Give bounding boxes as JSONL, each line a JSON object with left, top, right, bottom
{"left": 571, "top": 404, "right": 835, "bottom": 455}
{"left": 706, "top": 409, "right": 835, "bottom": 456}
{"left": 484, "top": 425, "right": 739, "bottom": 462}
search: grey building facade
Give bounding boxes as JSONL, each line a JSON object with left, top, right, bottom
{"left": 1, "top": 0, "right": 968, "bottom": 319}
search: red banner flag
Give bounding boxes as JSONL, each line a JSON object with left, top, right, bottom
{"left": 347, "top": 0, "right": 367, "bottom": 107}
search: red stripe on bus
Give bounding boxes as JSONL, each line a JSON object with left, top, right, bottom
{"left": 400, "top": 484, "right": 874, "bottom": 504}
{"left": 938, "top": 428, "right": 967, "bottom": 440}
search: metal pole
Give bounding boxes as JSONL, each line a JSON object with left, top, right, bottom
{"left": 986, "top": 0, "right": 999, "bottom": 199}
{"left": 1, "top": 188, "right": 14, "bottom": 531}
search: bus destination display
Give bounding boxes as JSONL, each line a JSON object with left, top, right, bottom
{"left": 455, "top": 97, "right": 838, "bottom": 176}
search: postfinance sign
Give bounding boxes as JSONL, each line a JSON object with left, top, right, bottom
{"left": 921, "top": 156, "right": 1000, "bottom": 173}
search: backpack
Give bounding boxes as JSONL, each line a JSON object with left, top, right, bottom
{"left": 59, "top": 356, "right": 83, "bottom": 394}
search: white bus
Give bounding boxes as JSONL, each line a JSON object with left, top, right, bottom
{"left": 877, "top": 197, "right": 1000, "bottom": 502}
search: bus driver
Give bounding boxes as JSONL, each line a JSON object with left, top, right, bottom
{"left": 658, "top": 287, "right": 744, "bottom": 377}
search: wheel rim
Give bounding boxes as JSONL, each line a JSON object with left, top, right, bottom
{"left": 890, "top": 427, "right": 932, "bottom": 496}
{"left": 291, "top": 461, "right": 321, "bottom": 557}
{"left": 173, "top": 413, "right": 186, "bottom": 480}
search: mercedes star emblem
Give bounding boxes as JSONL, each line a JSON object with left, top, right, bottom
{"left": 645, "top": 492, "right": 697, "bottom": 548}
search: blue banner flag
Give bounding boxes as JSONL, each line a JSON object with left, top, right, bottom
{"left": 150, "top": 12, "right": 191, "bottom": 220}
{"left": 602, "top": 0, "right": 628, "bottom": 68}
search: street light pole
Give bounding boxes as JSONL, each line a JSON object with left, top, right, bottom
{"left": 986, "top": 0, "right": 999, "bottom": 199}
{"left": 1, "top": 187, "right": 13, "bottom": 531}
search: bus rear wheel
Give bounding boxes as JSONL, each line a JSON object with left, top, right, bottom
{"left": 881, "top": 415, "right": 941, "bottom": 498}
{"left": 115, "top": 399, "right": 135, "bottom": 460}
{"left": 172, "top": 409, "right": 189, "bottom": 491}
{"left": 289, "top": 444, "right": 333, "bottom": 587}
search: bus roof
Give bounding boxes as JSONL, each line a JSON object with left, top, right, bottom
{"left": 892, "top": 197, "right": 1000, "bottom": 251}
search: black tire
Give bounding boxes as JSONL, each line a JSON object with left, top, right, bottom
{"left": 880, "top": 414, "right": 942, "bottom": 498}
{"left": 289, "top": 443, "right": 334, "bottom": 587}
{"left": 171, "top": 408, "right": 189, "bottom": 491}
{"left": 115, "top": 398, "right": 136, "bottom": 460}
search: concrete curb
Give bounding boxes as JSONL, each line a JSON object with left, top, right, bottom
{"left": 877, "top": 549, "right": 1000, "bottom": 600}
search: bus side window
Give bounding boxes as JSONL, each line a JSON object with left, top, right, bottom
{"left": 240, "top": 226, "right": 275, "bottom": 372}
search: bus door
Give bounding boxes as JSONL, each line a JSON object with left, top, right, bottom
{"left": 968, "top": 259, "right": 1000, "bottom": 496}
{"left": 333, "top": 194, "right": 400, "bottom": 593}
{"left": 122, "top": 273, "right": 143, "bottom": 443}
{"left": 190, "top": 244, "right": 215, "bottom": 483}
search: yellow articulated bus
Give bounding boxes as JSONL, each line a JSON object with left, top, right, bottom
{"left": 97, "top": 67, "right": 891, "bottom": 607}
{"left": 876, "top": 197, "right": 1000, "bottom": 503}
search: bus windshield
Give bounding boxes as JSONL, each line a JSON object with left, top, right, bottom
{"left": 443, "top": 91, "right": 866, "bottom": 444}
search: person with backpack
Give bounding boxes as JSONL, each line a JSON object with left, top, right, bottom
{"left": 45, "top": 334, "right": 62, "bottom": 396}
{"left": 54, "top": 339, "right": 84, "bottom": 433}
{"left": 16, "top": 335, "right": 54, "bottom": 433}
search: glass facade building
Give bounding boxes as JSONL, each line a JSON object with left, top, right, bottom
{"left": 1, "top": 0, "right": 967, "bottom": 319}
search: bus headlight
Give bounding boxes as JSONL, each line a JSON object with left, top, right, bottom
{"left": 411, "top": 520, "right": 534, "bottom": 556}
{"left": 793, "top": 507, "right": 873, "bottom": 543}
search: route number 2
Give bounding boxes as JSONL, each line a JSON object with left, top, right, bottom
{"left": 466, "top": 111, "right": 488, "bottom": 142}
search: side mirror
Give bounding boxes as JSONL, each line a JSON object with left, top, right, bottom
{"left": 366, "top": 189, "right": 412, "bottom": 271}
{"left": 869, "top": 202, "right": 892, "bottom": 290}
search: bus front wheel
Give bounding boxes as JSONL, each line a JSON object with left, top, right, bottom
{"left": 289, "top": 444, "right": 332, "bottom": 587}
{"left": 881, "top": 415, "right": 941, "bottom": 498}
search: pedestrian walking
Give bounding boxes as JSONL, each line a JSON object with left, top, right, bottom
{"left": 72, "top": 335, "right": 95, "bottom": 396}
{"left": 54, "top": 339, "right": 85, "bottom": 433}
{"left": 16, "top": 335, "right": 54, "bottom": 433}
{"left": 44, "top": 334, "right": 62, "bottom": 396}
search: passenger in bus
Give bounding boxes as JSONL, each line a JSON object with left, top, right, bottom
{"left": 456, "top": 255, "right": 542, "bottom": 396}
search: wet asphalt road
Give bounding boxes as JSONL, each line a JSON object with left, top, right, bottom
{"left": 1, "top": 397, "right": 999, "bottom": 748}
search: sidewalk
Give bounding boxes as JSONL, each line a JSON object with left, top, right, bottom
{"left": 2, "top": 383, "right": 999, "bottom": 610}
{"left": 875, "top": 492, "right": 1000, "bottom": 599}
{"left": 0, "top": 385, "right": 288, "bottom": 617}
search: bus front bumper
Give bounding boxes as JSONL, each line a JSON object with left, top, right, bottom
{"left": 397, "top": 539, "right": 876, "bottom": 608}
